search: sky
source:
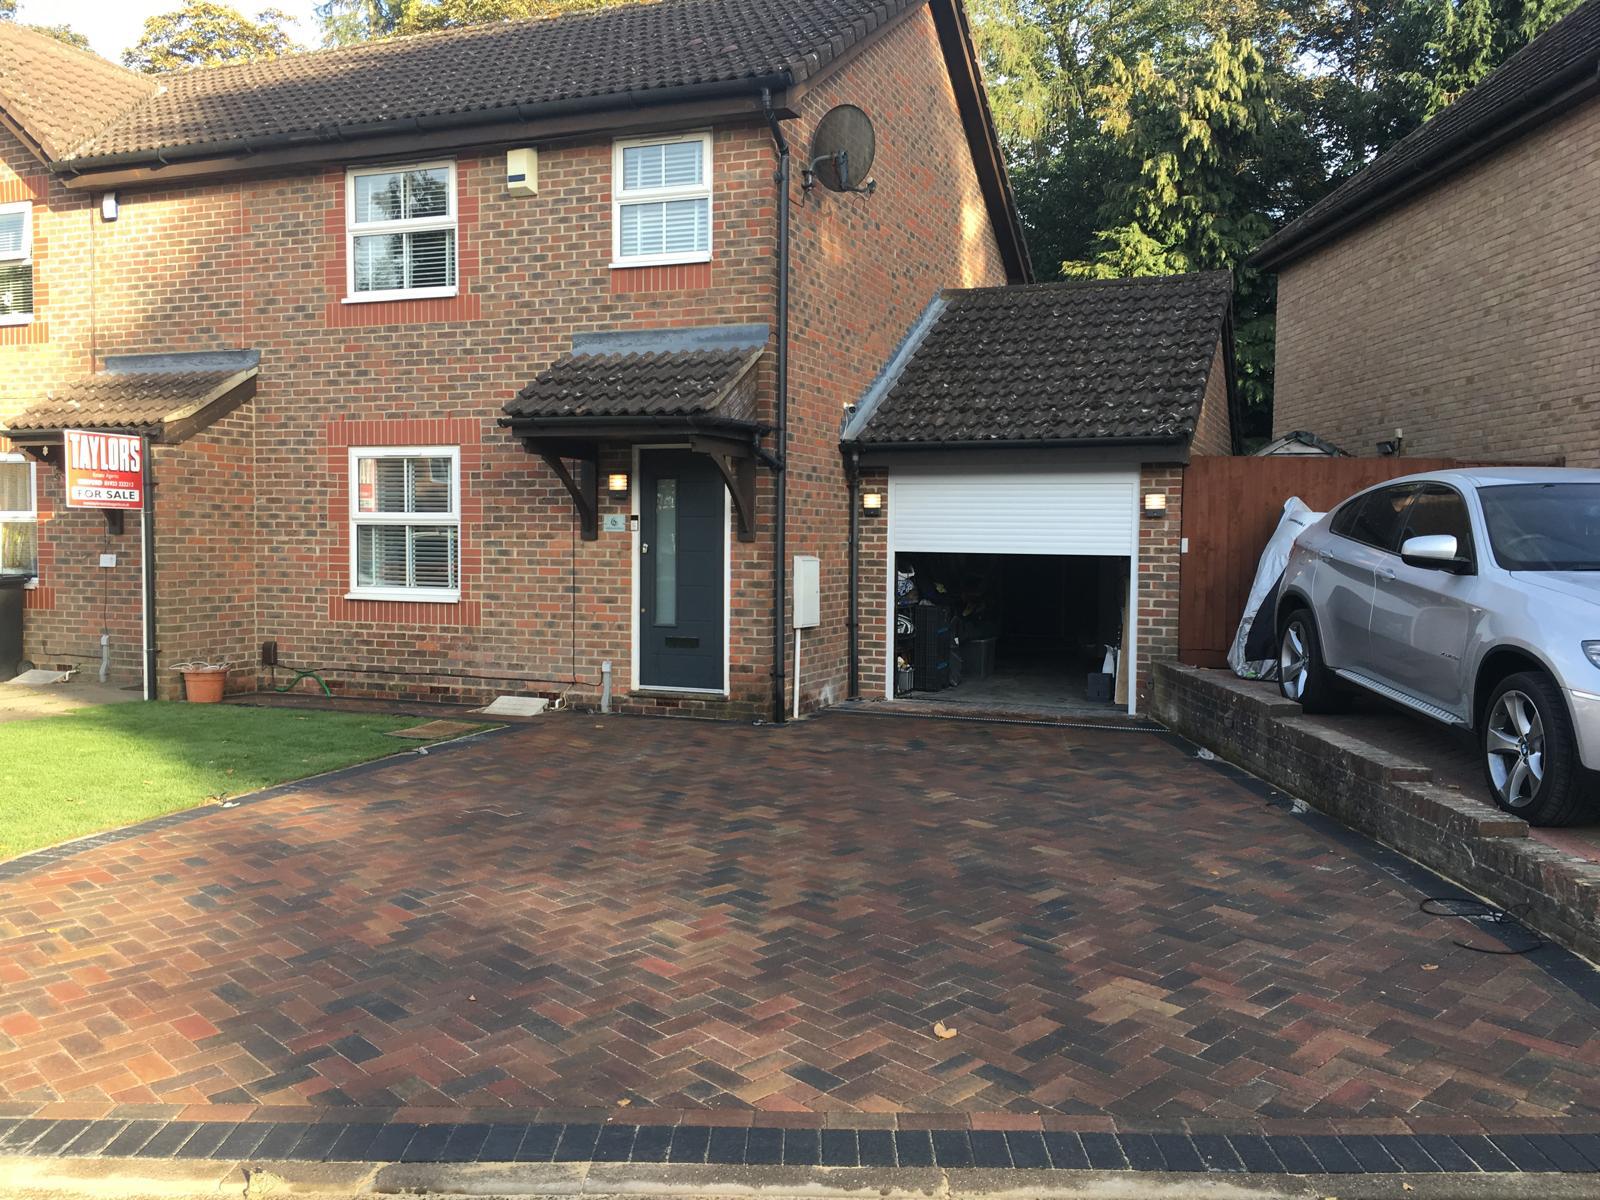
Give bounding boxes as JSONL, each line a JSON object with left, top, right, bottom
{"left": 14, "top": 0, "right": 323, "bottom": 61}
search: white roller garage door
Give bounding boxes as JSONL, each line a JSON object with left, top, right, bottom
{"left": 888, "top": 467, "right": 1139, "bottom": 556}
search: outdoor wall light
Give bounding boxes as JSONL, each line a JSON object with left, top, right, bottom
{"left": 861, "top": 491, "right": 884, "bottom": 515}
{"left": 1143, "top": 492, "right": 1168, "bottom": 518}
{"left": 607, "top": 472, "right": 630, "bottom": 493}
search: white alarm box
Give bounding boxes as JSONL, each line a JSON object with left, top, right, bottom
{"left": 506, "top": 148, "right": 538, "bottom": 195}
{"left": 793, "top": 555, "right": 820, "bottom": 629}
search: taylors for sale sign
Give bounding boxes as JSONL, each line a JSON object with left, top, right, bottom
{"left": 64, "top": 430, "right": 145, "bottom": 510}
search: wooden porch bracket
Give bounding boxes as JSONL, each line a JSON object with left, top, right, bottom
{"left": 692, "top": 438, "right": 758, "bottom": 543}
{"left": 530, "top": 442, "right": 599, "bottom": 541}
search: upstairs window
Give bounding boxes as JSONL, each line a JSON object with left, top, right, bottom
{"left": 0, "top": 202, "right": 33, "bottom": 324}
{"left": 348, "top": 447, "right": 460, "bottom": 601}
{"left": 0, "top": 453, "right": 37, "bottom": 578}
{"left": 346, "top": 162, "right": 457, "bottom": 302}
{"left": 613, "top": 133, "right": 712, "bottom": 267}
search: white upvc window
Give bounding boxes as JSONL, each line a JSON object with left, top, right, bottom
{"left": 0, "top": 453, "right": 37, "bottom": 579}
{"left": 612, "top": 132, "right": 712, "bottom": 268}
{"left": 347, "top": 447, "right": 460, "bottom": 602}
{"left": 0, "top": 201, "right": 34, "bottom": 325}
{"left": 345, "top": 161, "right": 457, "bottom": 302}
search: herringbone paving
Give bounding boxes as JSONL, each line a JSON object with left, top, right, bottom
{"left": 1, "top": 711, "right": 1597, "bottom": 1129}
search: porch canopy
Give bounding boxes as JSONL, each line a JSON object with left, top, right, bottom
{"left": 500, "top": 325, "right": 771, "bottom": 541}
{"left": 2, "top": 350, "right": 259, "bottom": 457}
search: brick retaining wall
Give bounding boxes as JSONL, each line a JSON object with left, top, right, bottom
{"left": 1153, "top": 662, "right": 1600, "bottom": 964}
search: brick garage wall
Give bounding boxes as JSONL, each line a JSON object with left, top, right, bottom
{"left": 1135, "top": 463, "right": 1183, "bottom": 712}
{"left": 786, "top": 5, "right": 1009, "bottom": 714}
{"left": 1155, "top": 663, "right": 1600, "bottom": 964}
{"left": 1189, "top": 344, "right": 1234, "bottom": 457}
{"left": 1272, "top": 99, "right": 1600, "bottom": 465}
{"left": 853, "top": 467, "right": 889, "bottom": 698}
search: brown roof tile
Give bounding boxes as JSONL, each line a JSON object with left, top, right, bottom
{"left": 3, "top": 353, "right": 258, "bottom": 438}
{"left": 845, "top": 272, "right": 1233, "bottom": 446}
{"left": 506, "top": 346, "right": 764, "bottom": 423}
{"left": 0, "top": 23, "right": 155, "bottom": 161}
{"left": 65, "top": 0, "right": 922, "bottom": 165}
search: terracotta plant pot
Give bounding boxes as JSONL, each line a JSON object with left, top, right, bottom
{"left": 180, "top": 668, "right": 229, "bottom": 703}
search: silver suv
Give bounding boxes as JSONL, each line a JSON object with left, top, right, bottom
{"left": 1276, "top": 468, "right": 1600, "bottom": 826}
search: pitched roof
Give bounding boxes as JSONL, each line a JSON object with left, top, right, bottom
{"left": 2, "top": 352, "right": 258, "bottom": 441}
{"left": 0, "top": 23, "right": 155, "bottom": 162}
{"left": 504, "top": 326, "right": 768, "bottom": 427}
{"left": 59, "top": 0, "right": 923, "bottom": 166}
{"left": 1254, "top": 0, "right": 1600, "bottom": 270}
{"left": 844, "top": 273, "right": 1233, "bottom": 447}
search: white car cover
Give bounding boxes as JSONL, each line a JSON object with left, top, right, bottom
{"left": 1229, "top": 497, "right": 1324, "bottom": 680}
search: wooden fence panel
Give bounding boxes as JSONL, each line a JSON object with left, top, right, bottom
{"left": 1177, "top": 457, "right": 1463, "bottom": 668}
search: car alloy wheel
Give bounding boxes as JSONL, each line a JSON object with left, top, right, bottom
{"left": 1485, "top": 688, "right": 1546, "bottom": 809}
{"left": 1279, "top": 619, "right": 1311, "bottom": 701}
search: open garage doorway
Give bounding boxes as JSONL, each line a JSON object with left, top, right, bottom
{"left": 891, "top": 551, "right": 1132, "bottom": 715}
{"left": 883, "top": 466, "right": 1141, "bottom": 717}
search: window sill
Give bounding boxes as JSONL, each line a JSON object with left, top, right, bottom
{"left": 345, "top": 590, "right": 460, "bottom": 604}
{"left": 610, "top": 253, "right": 711, "bottom": 270}
{"left": 0, "top": 314, "right": 34, "bottom": 327}
{"left": 342, "top": 288, "right": 458, "bottom": 305}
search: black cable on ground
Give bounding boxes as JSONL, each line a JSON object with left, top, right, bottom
{"left": 1421, "top": 896, "right": 1544, "bottom": 955}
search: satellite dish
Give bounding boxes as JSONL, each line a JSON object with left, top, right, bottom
{"left": 808, "top": 104, "right": 876, "bottom": 194}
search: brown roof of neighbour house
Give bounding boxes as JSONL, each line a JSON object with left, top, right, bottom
{"left": 2, "top": 353, "right": 259, "bottom": 441}
{"left": 57, "top": 0, "right": 924, "bottom": 165}
{"left": 1253, "top": 0, "right": 1600, "bottom": 270}
{"left": 844, "top": 272, "right": 1234, "bottom": 447}
{"left": 505, "top": 327, "right": 768, "bottom": 426}
{"left": 0, "top": 23, "right": 156, "bottom": 161}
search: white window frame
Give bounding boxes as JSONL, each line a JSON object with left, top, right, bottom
{"left": 346, "top": 446, "right": 461, "bottom": 602}
{"left": 344, "top": 161, "right": 458, "bottom": 304}
{"left": 0, "top": 452, "right": 38, "bottom": 583}
{"left": 0, "top": 200, "right": 34, "bottom": 327}
{"left": 611, "top": 132, "right": 713, "bottom": 269}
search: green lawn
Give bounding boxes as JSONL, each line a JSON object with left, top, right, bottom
{"left": 0, "top": 703, "right": 478, "bottom": 861}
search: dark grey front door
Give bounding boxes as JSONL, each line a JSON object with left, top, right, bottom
{"left": 639, "top": 449, "right": 725, "bottom": 690}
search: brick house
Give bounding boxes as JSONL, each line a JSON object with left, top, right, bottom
{"left": 1257, "top": 0, "right": 1600, "bottom": 465}
{"left": 0, "top": 0, "right": 1232, "bottom": 719}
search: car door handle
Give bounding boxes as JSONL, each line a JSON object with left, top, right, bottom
{"left": 1377, "top": 566, "right": 1397, "bottom": 582}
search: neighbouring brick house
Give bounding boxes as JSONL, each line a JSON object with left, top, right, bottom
{"left": 1257, "top": 0, "right": 1600, "bottom": 465}
{"left": 0, "top": 0, "right": 1233, "bottom": 718}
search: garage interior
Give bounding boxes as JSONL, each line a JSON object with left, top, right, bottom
{"left": 892, "top": 550, "right": 1131, "bottom": 713}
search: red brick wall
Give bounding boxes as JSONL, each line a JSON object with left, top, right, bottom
{"left": 1136, "top": 463, "right": 1184, "bottom": 711}
{"left": 1272, "top": 100, "right": 1600, "bottom": 465}
{"left": 1, "top": 19, "right": 1012, "bottom": 712}
{"left": 786, "top": 5, "right": 1008, "bottom": 714}
{"left": 1189, "top": 344, "right": 1234, "bottom": 458}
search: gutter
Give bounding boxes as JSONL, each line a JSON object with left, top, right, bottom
{"left": 1254, "top": 63, "right": 1600, "bottom": 272}
{"left": 844, "top": 434, "right": 1191, "bottom": 453}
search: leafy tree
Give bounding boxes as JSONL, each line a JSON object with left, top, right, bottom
{"left": 400, "top": 0, "right": 636, "bottom": 32}
{"left": 123, "top": 0, "right": 297, "bottom": 72}
{"left": 0, "top": 0, "right": 93, "bottom": 49}
{"left": 313, "top": 0, "right": 418, "bottom": 44}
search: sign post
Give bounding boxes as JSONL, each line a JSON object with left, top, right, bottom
{"left": 63, "top": 430, "right": 156, "bottom": 699}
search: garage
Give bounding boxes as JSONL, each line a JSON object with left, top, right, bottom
{"left": 886, "top": 467, "right": 1139, "bottom": 714}
{"left": 841, "top": 272, "right": 1241, "bottom": 716}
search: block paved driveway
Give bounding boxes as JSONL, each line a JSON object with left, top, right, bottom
{"left": 2, "top": 711, "right": 1598, "bottom": 1128}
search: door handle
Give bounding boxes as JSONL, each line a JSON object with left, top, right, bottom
{"left": 1377, "top": 566, "right": 1397, "bottom": 582}
{"left": 641, "top": 543, "right": 649, "bottom": 554}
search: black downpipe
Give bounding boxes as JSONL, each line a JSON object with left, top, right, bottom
{"left": 763, "top": 89, "right": 790, "bottom": 725}
{"left": 846, "top": 446, "right": 861, "bottom": 701}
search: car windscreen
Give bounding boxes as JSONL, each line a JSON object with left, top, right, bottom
{"left": 1478, "top": 483, "right": 1600, "bottom": 571}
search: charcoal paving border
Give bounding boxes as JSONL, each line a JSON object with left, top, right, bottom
{"left": 4, "top": 1115, "right": 1600, "bottom": 1173}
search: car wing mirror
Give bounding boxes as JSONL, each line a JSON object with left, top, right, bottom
{"left": 1401, "top": 534, "right": 1471, "bottom": 573}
